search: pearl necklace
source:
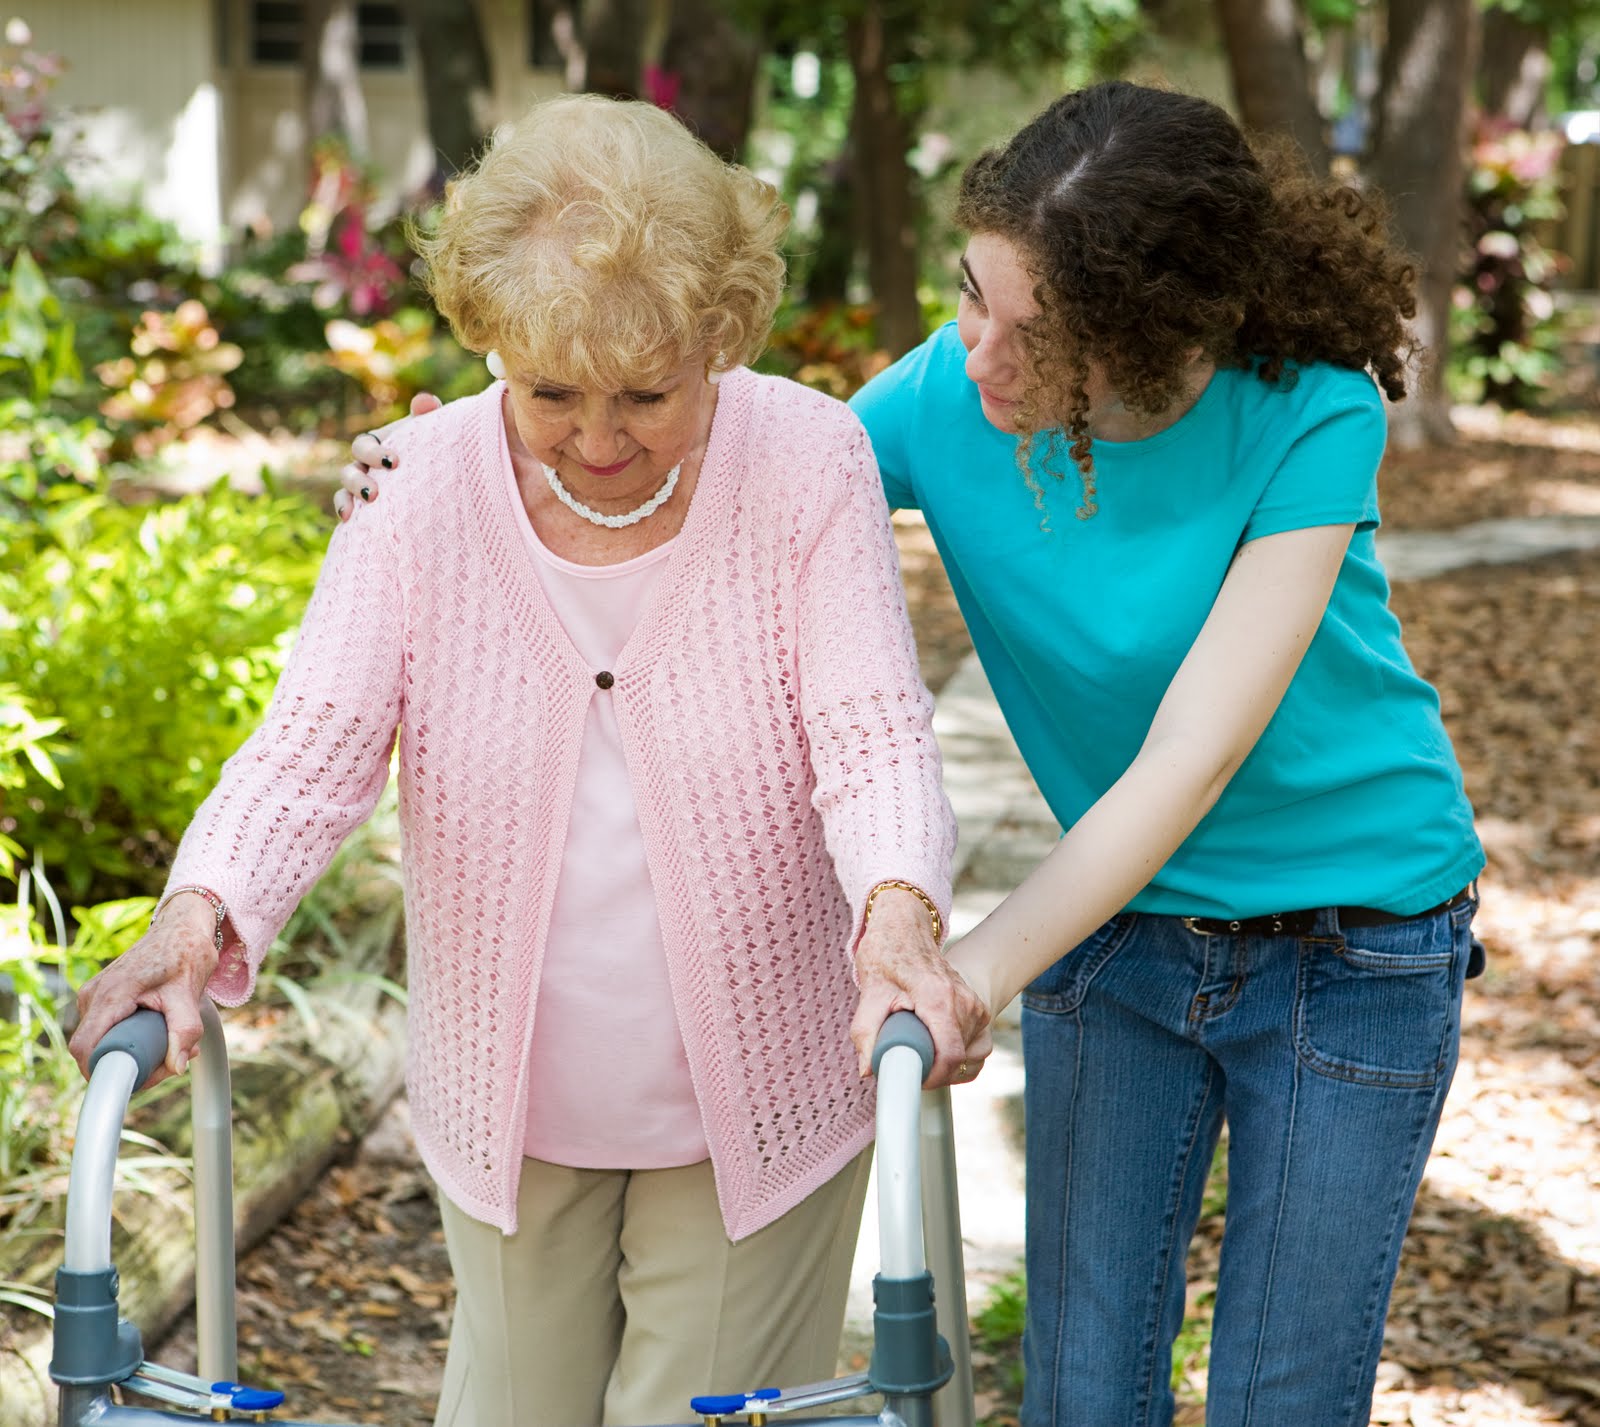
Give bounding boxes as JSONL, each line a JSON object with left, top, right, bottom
{"left": 542, "top": 462, "right": 681, "bottom": 529}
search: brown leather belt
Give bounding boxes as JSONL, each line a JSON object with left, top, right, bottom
{"left": 1180, "top": 886, "right": 1474, "bottom": 939}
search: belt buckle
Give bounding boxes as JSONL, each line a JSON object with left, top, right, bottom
{"left": 1182, "top": 916, "right": 1210, "bottom": 935}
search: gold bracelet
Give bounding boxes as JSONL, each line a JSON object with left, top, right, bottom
{"left": 863, "top": 879, "right": 943, "bottom": 945}
{"left": 163, "top": 885, "right": 228, "bottom": 954}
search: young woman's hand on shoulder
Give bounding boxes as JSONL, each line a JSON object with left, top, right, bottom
{"left": 334, "top": 392, "right": 444, "bottom": 521}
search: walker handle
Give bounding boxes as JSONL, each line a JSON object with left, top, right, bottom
{"left": 86, "top": 1008, "right": 169, "bottom": 1085}
{"left": 870, "top": 1010, "right": 935, "bottom": 1079}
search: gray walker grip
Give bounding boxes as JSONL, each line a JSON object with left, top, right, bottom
{"left": 871, "top": 1010, "right": 935, "bottom": 1079}
{"left": 87, "top": 1008, "right": 169, "bottom": 1085}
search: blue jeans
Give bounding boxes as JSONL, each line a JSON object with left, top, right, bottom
{"left": 1019, "top": 897, "right": 1477, "bottom": 1427}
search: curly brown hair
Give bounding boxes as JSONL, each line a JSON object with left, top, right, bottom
{"left": 954, "top": 81, "right": 1418, "bottom": 517}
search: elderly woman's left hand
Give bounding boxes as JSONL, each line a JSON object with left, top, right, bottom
{"left": 851, "top": 889, "right": 993, "bottom": 1088}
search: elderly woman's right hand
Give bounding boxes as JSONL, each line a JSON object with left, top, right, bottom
{"left": 851, "top": 890, "right": 993, "bottom": 1089}
{"left": 68, "top": 892, "right": 221, "bottom": 1087}
{"left": 334, "top": 391, "right": 444, "bottom": 522}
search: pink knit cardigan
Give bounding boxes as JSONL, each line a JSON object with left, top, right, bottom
{"left": 164, "top": 370, "right": 956, "bottom": 1239}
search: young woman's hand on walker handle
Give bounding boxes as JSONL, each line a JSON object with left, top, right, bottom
{"left": 68, "top": 890, "right": 221, "bottom": 1088}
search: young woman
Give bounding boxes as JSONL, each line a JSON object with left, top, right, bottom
{"left": 847, "top": 82, "right": 1484, "bottom": 1427}
{"left": 341, "top": 81, "right": 1483, "bottom": 1427}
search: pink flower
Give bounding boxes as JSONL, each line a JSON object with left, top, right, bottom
{"left": 643, "top": 63, "right": 681, "bottom": 112}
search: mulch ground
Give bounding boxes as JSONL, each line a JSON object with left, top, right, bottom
{"left": 152, "top": 409, "right": 1599, "bottom": 1427}
{"left": 1379, "top": 406, "right": 1600, "bottom": 531}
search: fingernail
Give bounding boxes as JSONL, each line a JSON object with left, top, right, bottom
{"left": 380, "top": 456, "right": 394, "bottom": 469}
{"left": 360, "top": 486, "right": 372, "bottom": 501}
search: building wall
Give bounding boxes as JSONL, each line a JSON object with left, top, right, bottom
{"left": 31, "top": 0, "right": 564, "bottom": 245}
{"left": 216, "top": 0, "right": 563, "bottom": 233}
{"left": 30, "top": 0, "right": 225, "bottom": 248}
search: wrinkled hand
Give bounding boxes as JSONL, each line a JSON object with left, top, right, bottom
{"left": 851, "top": 891, "right": 993, "bottom": 1089}
{"left": 68, "top": 893, "right": 220, "bottom": 1088}
{"left": 333, "top": 391, "right": 443, "bottom": 522}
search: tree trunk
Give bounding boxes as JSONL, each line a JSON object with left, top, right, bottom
{"left": 396, "top": 0, "right": 493, "bottom": 182}
{"left": 660, "top": 0, "right": 760, "bottom": 162}
{"left": 804, "top": 150, "right": 856, "bottom": 304}
{"left": 846, "top": 2, "right": 922, "bottom": 357}
{"left": 1214, "top": 0, "right": 1329, "bottom": 172}
{"left": 1368, "top": 0, "right": 1479, "bottom": 447}
{"left": 579, "top": 0, "right": 650, "bottom": 98}
{"left": 303, "top": 0, "right": 369, "bottom": 156}
{"left": 1479, "top": 9, "right": 1549, "bottom": 129}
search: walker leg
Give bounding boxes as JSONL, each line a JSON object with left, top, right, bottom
{"left": 920, "top": 1087, "right": 975, "bottom": 1427}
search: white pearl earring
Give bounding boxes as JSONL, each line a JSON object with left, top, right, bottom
{"left": 486, "top": 350, "right": 507, "bottom": 381}
{"left": 707, "top": 353, "right": 728, "bottom": 386}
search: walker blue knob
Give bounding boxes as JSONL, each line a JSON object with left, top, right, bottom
{"left": 213, "top": 1380, "right": 287, "bottom": 1411}
{"left": 690, "top": 1387, "right": 781, "bottom": 1415}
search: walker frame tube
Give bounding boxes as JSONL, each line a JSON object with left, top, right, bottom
{"left": 54, "top": 1009, "right": 973, "bottom": 1427}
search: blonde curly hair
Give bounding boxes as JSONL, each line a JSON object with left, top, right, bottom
{"left": 413, "top": 94, "right": 788, "bottom": 389}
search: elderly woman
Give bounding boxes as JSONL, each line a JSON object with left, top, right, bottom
{"left": 70, "top": 95, "right": 956, "bottom": 1427}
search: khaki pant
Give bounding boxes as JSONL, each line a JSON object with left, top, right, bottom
{"left": 434, "top": 1150, "right": 872, "bottom": 1427}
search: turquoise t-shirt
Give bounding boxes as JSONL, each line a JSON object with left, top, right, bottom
{"left": 850, "top": 323, "right": 1482, "bottom": 918}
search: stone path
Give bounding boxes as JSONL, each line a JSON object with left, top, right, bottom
{"left": 840, "top": 512, "right": 1600, "bottom": 1351}
{"left": 1378, "top": 516, "right": 1600, "bottom": 580}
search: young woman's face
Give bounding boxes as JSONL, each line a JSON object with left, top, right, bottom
{"left": 956, "top": 233, "right": 1040, "bottom": 433}
{"left": 500, "top": 351, "right": 717, "bottom": 509}
{"left": 957, "top": 232, "right": 1118, "bottom": 435}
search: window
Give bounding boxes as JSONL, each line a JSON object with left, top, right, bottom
{"left": 251, "top": 0, "right": 302, "bottom": 64}
{"left": 356, "top": 3, "right": 405, "bottom": 69}
{"left": 248, "top": 1, "right": 408, "bottom": 69}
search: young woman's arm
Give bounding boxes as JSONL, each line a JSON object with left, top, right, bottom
{"left": 851, "top": 521, "right": 1354, "bottom": 1064}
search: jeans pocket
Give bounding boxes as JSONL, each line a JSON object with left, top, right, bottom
{"left": 1294, "top": 914, "right": 1465, "bottom": 1089}
{"left": 1021, "top": 913, "right": 1136, "bottom": 1015}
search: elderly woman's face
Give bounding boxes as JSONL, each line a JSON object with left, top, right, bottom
{"left": 501, "top": 350, "right": 719, "bottom": 508}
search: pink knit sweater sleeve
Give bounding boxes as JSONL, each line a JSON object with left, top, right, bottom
{"left": 796, "top": 417, "right": 958, "bottom": 946}
{"left": 160, "top": 497, "right": 405, "bottom": 1005}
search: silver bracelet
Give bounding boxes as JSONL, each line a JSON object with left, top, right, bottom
{"left": 163, "top": 885, "right": 228, "bottom": 954}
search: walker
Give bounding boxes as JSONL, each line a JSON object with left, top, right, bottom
{"left": 51, "top": 1004, "right": 977, "bottom": 1427}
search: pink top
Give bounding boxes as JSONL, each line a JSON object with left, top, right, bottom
{"left": 162, "top": 370, "right": 956, "bottom": 1240}
{"left": 518, "top": 523, "right": 708, "bottom": 1168}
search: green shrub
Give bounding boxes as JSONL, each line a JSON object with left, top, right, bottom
{"left": 0, "top": 478, "right": 327, "bottom": 901}
{"left": 0, "top": 903, "right": 94, "bottom": 1194}
{"left": 0, "top": 25, "right": 79, "bottom": 280}
{"left": 0, "top": 247, "right": 110, "bottom": 532}
{"left": 0, "top": 687, "right": 63, "bottom": 880}
{"left": 0, "top": 660, "right": 163, "bottom": 1236}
